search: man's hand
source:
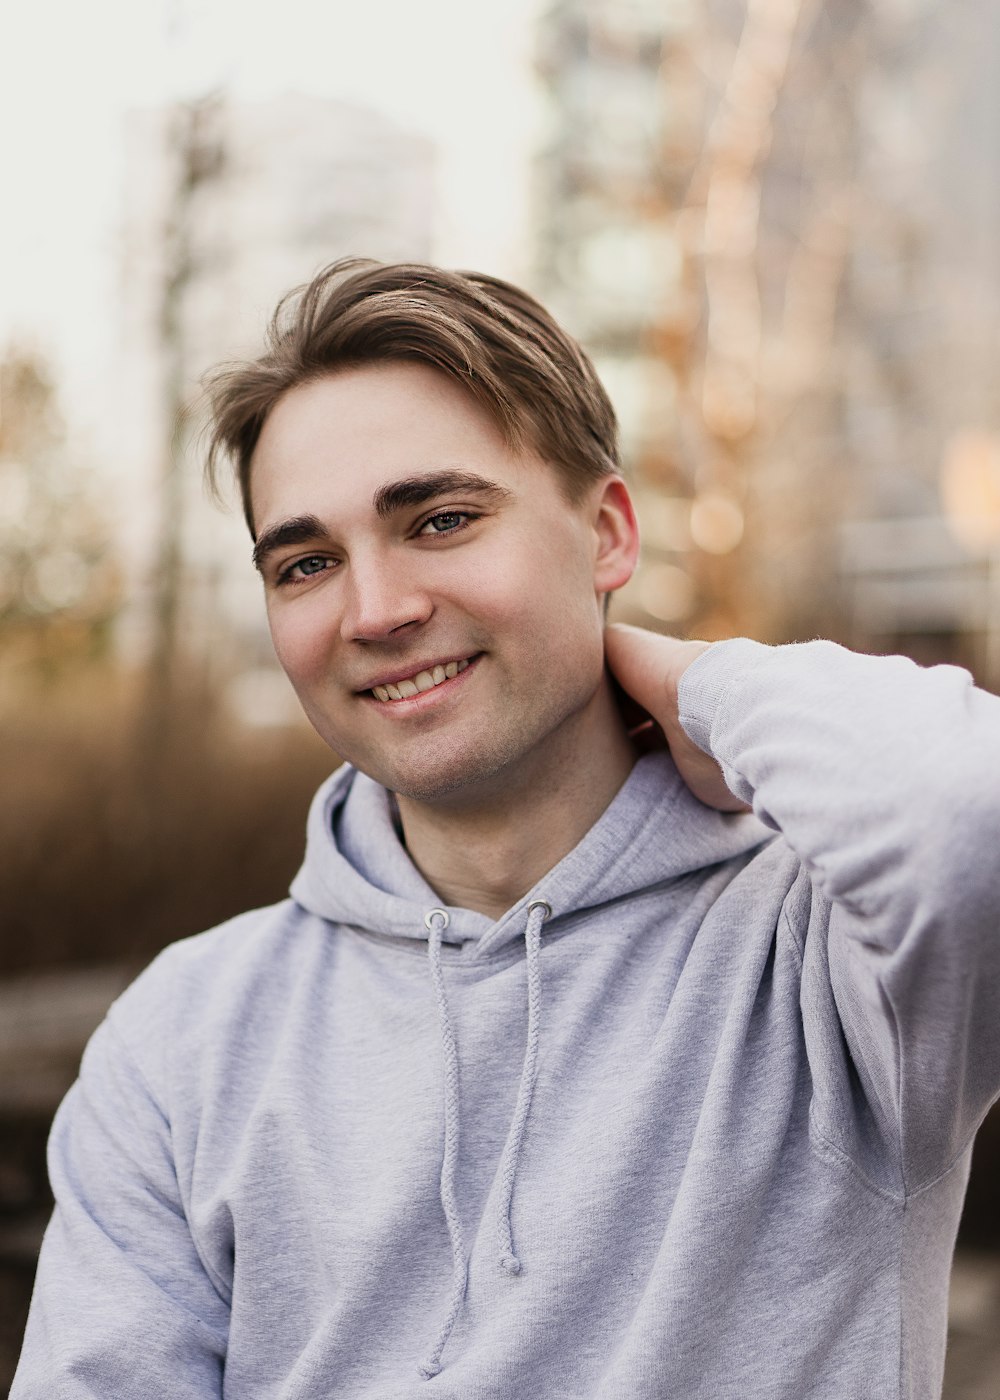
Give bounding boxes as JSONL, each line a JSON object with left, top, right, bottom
{"left": 604, "top": 624, "right": 750, "bottom": 813}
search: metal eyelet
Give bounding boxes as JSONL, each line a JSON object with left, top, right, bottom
{"left": 526, "top": 900, "right": 552, "bottom": 921}
{"left": 424, "top": 908, "right": 450, "bottom": 930}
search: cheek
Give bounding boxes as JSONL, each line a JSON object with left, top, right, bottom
{"left": 267, "top": 601, "right": 336, "bottom": 687}
{"left": 481, "top": 539, "right": 604, "bottom": 664}
{"left": 469, "top": 520, "right": 596, "bottom": 617}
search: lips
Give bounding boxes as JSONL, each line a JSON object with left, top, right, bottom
{"left": 369, "top": 657, "right": 472, "bottom": 702}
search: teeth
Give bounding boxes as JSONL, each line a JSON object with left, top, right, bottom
{"left": 371, "top": 658, "right": 473, "bottom": 701}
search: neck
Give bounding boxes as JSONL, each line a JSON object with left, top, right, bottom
{"left": 395, "top": 677, "right": 637, "bottom": 921}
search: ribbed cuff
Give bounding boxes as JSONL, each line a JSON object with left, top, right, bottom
{"left": 676, "top": 637, "right": 772, "bottom": 755}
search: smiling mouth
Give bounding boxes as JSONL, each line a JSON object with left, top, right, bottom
{"left": 371, "top": 658, "right": 472, "bottom": 702}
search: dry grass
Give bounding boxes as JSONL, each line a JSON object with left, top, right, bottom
{"left": 0, "top": 666, "right": 335, "bottom": 976}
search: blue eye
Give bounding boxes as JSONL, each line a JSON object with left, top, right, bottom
{"left": 418, "top": 511, "right": 474, "bottom": 536}
{"left": 280, "top": 555, "right": 333, "bottom": 584}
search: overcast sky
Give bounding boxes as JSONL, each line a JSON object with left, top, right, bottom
{"left": 0, "top": 0, "right": 545, "bottom": 454}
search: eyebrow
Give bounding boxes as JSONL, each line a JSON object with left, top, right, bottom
{"left": 252, "top": 472, "right": 514, "bottom": 573}
{"left": 252, "top": 514, "right": 327, "bottom": 573}
{"left": 372, "top": 470, "right": 513, "bottom": 519}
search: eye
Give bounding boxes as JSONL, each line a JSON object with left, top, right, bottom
{"left": 416, "top": 511, "right": 474, "bottom": 536}
{"left": 279, "top": 555, "right": 335, "bottom": 584}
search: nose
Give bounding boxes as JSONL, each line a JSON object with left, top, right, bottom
{"left": 339, "top": 552, "right": 434, "bottom": 643}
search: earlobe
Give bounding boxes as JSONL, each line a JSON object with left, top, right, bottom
{"left": 592, "top": 477, "right": 640, "bottom": 594}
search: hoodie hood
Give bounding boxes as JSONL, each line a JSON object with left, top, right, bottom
{"left": 290, "top": 750, "right": 773, "bottom": 956}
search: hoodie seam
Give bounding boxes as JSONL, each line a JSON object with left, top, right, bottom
{"left": 807, "top": 1107, "right": 905, "bottom": 1205}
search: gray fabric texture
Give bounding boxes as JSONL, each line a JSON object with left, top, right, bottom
{"left": 12, "top": 637, "right": 1000, "bottom": 1399}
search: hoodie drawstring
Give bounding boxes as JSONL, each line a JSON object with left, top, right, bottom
{"left": 416, "top": 899, "right": 551, "bottom": 1381}
{"left": 418, "top": 910, "right": 467, "bottom": 1381}
{"left": 495, "top": 899, "right": 549, "bottom": 1274}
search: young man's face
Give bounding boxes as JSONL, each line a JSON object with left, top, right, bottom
{"left": 249, "top": 361, "right": 638, "bottom": 807}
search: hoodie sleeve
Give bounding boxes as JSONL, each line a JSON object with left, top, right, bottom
{"left": 10, "top": 1013, "right": 229, "bottom": 1398}
{"left": 677, "top": 637, "right": 1000, "bottom": 1193}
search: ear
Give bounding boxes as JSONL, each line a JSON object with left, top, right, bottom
{"left": 591, "top": 476, "right": 640, "bottom": 595}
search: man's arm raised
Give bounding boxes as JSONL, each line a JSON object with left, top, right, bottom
{"left": 606, "top": 622, "right": 1000, "bottom": 1191}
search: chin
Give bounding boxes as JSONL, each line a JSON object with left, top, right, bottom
{"left": 375, "top": 750, "right": 523, "bottom": 808}
{"left": 376, "top": 717, "right": 588, "bottom": 810}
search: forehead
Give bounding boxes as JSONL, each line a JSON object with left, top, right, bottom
{"left": 249, "top": 362, "right": 543, "bottom": 529}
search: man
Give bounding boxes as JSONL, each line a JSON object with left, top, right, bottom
{"left": 13, "top": 259, "right": 1000, "bottom": 1399}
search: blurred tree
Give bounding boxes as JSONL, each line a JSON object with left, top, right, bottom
{"left": 535, "top": 0, "right": 1000, "bottom": 680}
{"left": 0, "top": 350, "right": 120, "bottom": 678}
{"left": 138, "top": 93, "right": 227, "bottom": 756}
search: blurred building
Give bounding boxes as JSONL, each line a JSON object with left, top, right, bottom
{"left": 116, "top": 93, "right": 435, "bottom": 704}
{"left": 533, "top": 0, "right": 687, "bottom": 497}
{"left": 532, "top": 0, "right": 782, "bottom": 640}
{"left": 533, "top": 0, "right": 1000, "bottom": 685}
{"left": 824, "top": 2, "right": 1000, "bottom": 682}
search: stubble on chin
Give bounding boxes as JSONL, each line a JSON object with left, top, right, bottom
{"left": 382, "top": 699, "right": 600, "bottom": 811}
{"left": 372, "top": 729, "right": 532, "bottom": 808}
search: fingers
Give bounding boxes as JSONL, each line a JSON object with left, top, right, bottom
{"left": 604, "top": 624, "right": 709, "bottom": 726}
{"left": 604, "top": 625, "right": 748, "bottom": 812}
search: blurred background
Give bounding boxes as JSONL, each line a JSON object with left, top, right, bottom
{"left": 2, "top": 0, "right": 1000, "bottom": 1392}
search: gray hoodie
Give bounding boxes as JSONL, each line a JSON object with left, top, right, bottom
{"left": 12, "top": 638, "right": 1000, "bottom": 1399}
